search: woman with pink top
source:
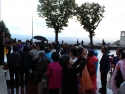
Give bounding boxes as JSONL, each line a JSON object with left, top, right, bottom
{"left": 46, "top": 52, "right": 62, "bottom": 94}
{"left": 111, "top": 52, "right": 125, "bottom": 94}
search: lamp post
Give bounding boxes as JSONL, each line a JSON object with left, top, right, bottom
{"left": 0, "top": 0, "right": 1, "bottom": 21}
{"left": 32, "top": 15, "right": 33, "bottom": 43}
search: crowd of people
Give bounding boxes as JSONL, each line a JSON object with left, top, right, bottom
{"left": 0, "top": 31, "right": 125, "bottom": 94}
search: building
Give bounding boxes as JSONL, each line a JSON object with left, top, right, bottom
{"left": 120, "top": 31, "right": 125, "bottom": 47}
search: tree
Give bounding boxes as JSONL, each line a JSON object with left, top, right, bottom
{"left": 37, "top": 0, "right": 77, "bottom": 43}
{"left": 0, "top": 21, "right": 11, "bottom": 39}
{"left": 76, "top": 2, "right": 105, "bottom": 49}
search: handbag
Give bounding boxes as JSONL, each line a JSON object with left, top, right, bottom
{"left": 38, "top": 75, "right": 48, "bottom": 94}
{"left": 114, "top": 68, "right": 124, "bottom": 88}
{"left": 3, "top": 63, "right": 9, "bottom": 70}
{"left": 117, "top": 81, "right": 125, "bottom": 94}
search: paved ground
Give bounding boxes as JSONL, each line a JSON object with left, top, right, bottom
{"left": 0, "top": 66, "right": 7, "bottom": 94}
{"left": 4, "top": 66, "right": 112, "bottom": 94}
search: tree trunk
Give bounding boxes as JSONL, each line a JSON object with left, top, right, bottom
{"left": 89, "top": 32, "right": 93, "bottom": 49}
{"left": 55, "top": 30, "right": 58, "bottom": 44}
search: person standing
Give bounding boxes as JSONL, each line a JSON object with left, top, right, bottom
{"left": 20, "top": 46, "right": 32, "bottom": 84}
{"left": 0, "top": 32, "right": 7, "bottom": 65}
{"left": 46, "top": 52, "right": 62, "bottom": 94}
{"left": 8, "top": 46, "right": 21, "bottom": 89}
{"left": 86, "top": 49, "right": 98, "bottom": 94}
{"left": 99, "top": 47, "right": 110, "bottom": 94}
{"left": 36, "top": 52, "right": 50, "bottom": 94}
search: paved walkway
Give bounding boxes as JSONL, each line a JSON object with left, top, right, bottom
{"left": 0, "top": 67, "right": 113, "bottom": 94}
{"left": 3, "top": 66, "right": 112, "bottom": 94}
{"left": 0, "top": 66, "right": 7, "bottom": 94}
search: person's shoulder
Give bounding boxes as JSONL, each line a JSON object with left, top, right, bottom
{"left": 44, "top": 58, "right": 50, "bottom": 63}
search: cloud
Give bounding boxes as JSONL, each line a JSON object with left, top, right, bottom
{"left": 1, "top": 0, "right": 125, "bottom": 42}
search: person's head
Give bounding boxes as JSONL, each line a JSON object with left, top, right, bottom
{"left": 59, "top": 54, "right": 73, "bottom": 68}
{"left": 23, "top": 46, "right": 28, "bottom": 52}
{"left": 101, "top": 46, "right": 108, "bottom": 53}
{"left": 77, "top": 47, "right": 83, "bottom": 57}
{"left": 63, "top": 43, "right": 68, "bottom": 49}
{"left": 69, "top": 48, "right": 77, "bottom": 57}
{"left": 13, "top": 45, "right": 18, "bottom": 52}
{"left": 119, "top": 52, "right": 125, "bottom": 60}
{"left": 26, "top": 40, "right": 29, "bottom": 44}
{"left": 44, "top": 47, "right": 50, "bottom": 53}
{"left": 116, "top": 48, "right": 123, "bottom": 56}
{"left": 0, "top": 32, "right": 5, "bottom": 36}
{"left": 31, "top": 44, "right": 36, "bottom": 49}
{"left": 78, "top": 45, "right": 83, "bottom": 49}
{"left": 51, "top": 42, "right": 57, "bottom": 49}
{"left": 18, "top": 40, "right": 21, "bottom": 43}
{"left": 51, "top": 52, "right": 59, "bottom": 62}
{"left": 40, "top": 45, "right": 45, "bottom": 50}
{"left": 39, "top": 52, "right": 45, "bottom": 58}
{"left": 88, "top": 49, "right": 94, "bottom": 57}
{"left": 82, "top": 48, "right": 88, "bottom": 56}
{"left": 94, "top": 50, "right": 98, "bottom": 57}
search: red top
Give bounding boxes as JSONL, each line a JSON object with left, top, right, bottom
{"left": 87, "top": 56, "right": 98, "bottom": 90}
{"left": 46, "top": 62, "right": 62, "bottom": 89}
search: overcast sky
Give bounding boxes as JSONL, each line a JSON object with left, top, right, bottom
{"left": 1, "top": 0, "right": 125, "bottom": 41}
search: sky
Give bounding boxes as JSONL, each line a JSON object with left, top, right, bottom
{"left": 1, "top": 0, "right": 125, "bottom": 42}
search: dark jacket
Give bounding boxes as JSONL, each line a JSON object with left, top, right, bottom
{"left": 61, "top": 57, "right": 87, "bottom": 94}
{"left": 112, "top": 56, "right": 119, "bottom": 66}
{"left": 8, "top": 52, "right": 21, "bottom": 66}
{"left": 36, "top": 58, "right": 50, "bottom": 83}
{"left": 21, "top": 52, "right": 32, "bottom": 69}
{"left": 100, "top": 52, "right": 110, "bottom": 73}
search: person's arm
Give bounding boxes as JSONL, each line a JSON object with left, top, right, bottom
{"left": 74, "top": 58, "right": 87, "bottom": 74}
{"left": 72, "top": 56, "right": 83, "bottom": 68}
{"left": 46, "top": 64, "right": 52, "bottom": 77}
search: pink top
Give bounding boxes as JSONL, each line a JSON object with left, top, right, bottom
{"left": 111, "top": 59, "right": 125, "bottom": 93}
{"left": 46, "top": 62, "right": 62, "bottom": 89}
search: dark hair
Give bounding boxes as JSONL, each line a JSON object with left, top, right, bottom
{"left": 13, "top": 46, "right": 18, "bottom": 52}
{"left": 18, "top": 40, "right": 21, "bottom": 42}
{"left": 39, "top": 52, "right": 45, "bottom": 57}
{"left": 52, "top": 42, "right": 57, "bottom": 49}
{"left": 77, "top": 48, "right": 83, "bottom": 57}
{"left": 23, "top": 46, "right": 28, "bottom": 52}
{"left": 69, "top": 48, "right": 77, "bottom": 57}
{"left": 51, "top": 52, "right": 59, "bottom": 62}
{"left": 88, "top": 49, "right": 94, "bottom": 57}
{"left": 117, "top": 48, "right": 123, "bottom": 55}
{"left": 103, "top": 46, "right": 108, "bottom": 52}
{"left": 32, "top": 44, "right": 36, "bottom": 49}
{"left": 59, "top": 54, "right": 70, "bottom": 68}
{"left": 120, "top": 52, "right": 125, "bottom": 59}
{"left": 0, "top": 32, "right": 3, "bottom": 35}
{"left": 40, "top": 45, "right": 45, "bottom": 50}
{"left": 44, "top": 47, "right": 50, "bottom": 53}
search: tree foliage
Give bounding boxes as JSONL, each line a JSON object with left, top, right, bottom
{"left": 0, "top": 21, "right": 11, "bottom": 39}
{"left": 76, "top": 2, "right": 105, "bottom": 48}
{"left": 37, "top": 0, "right": 77, "bottom": 43}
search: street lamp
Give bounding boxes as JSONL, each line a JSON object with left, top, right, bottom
{"left": 0, "top": 0, "right": 1, "bottom": 21}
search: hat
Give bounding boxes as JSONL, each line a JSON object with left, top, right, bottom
{"left": 88, "top": 49, "right": 94, "bottom": 54}
{"left": 94, "top": 50, "right": 98, "bottom": 56}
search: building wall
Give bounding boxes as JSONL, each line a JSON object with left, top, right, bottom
{"left": 120, "top": 31, "right": 125, "bottom": 47}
